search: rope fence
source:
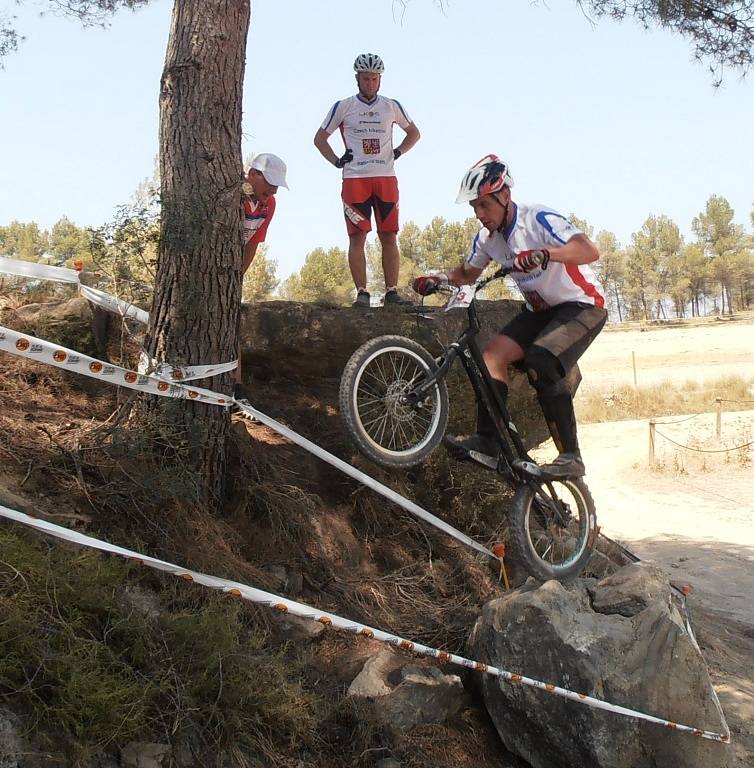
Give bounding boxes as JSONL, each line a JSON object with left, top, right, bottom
{"left": 648, "top": 398, "right": 753, "bottom": 463}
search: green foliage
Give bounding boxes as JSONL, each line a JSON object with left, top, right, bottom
{"left": 0, "top": 529, "right": 321, "bottom": 761}
{"left": 692, "top": 195, "right": 751, "bottom": 314}
{"left": 569, "top": 214, "right": 594, "bottom": 239}
{"left": 242, "top": 244, "right": 279, "bottom": 302}
{"left": 279, "top": 246, "right": 352, "bottom": 304}
{"left": 0, "top": 220, "right": 49, "bottom": 261}
{"left": 88, "top": 199, "right": 160, "bottom": 310}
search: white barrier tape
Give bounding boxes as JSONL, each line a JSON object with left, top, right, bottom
{"left": 0, "top": 325, "right": 232, "bottom": 407}
{"left": 79, "top": 284, "right": 150, "bottom": 326}
{"left": 234, "top": 400, "right": 497, "bottom": 561}
{"left": 0, "top": 325, "right": 493, "bottom": 561}
{"left": 137, "top": 350, "right": 238, "bottom": 383}
{"left": 1, "top": 259, "right": 238, "bottom": 382}
{"left": 0, "top": 256, "right": 80, "bottom": 284}
{"left": 0, "top": 503, "right": 730, "bottom": 744}
{"left": 675, "top": 599, "right": 731, "bottom": 742}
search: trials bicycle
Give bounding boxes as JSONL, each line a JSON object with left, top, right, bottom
{"left": 339, "top": 267, "right": 598, "bottom": 582}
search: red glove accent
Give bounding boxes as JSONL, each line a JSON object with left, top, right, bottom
{"left": 513, "top": 249, "right": 550, "bottom": 273}
{"left": 412, "top": 274, "right": 447, "bottom": 296}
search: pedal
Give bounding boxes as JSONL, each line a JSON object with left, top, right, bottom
{"left": 512, "top": 459, "right": 544, "bottom": 478}
{"left": 468, "top": 450, "right": 498, "bottom": 470}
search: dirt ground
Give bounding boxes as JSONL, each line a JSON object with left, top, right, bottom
{"left": 534, "top": 317, "right": 754, "bottom": 765}
{"left": 577, "top": 318, "right": 754, "bottom": 391}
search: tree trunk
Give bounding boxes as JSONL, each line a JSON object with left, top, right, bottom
{"left": 613, "top": 283, "right": 622, "bottom": 322}
{"left": 144, "top": 0, "right": 251, "bottom": 506}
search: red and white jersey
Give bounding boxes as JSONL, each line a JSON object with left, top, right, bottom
{"left": 466, "top": 202, "right": 605, "bottom": 312}
{"left": 242, "top": 194, "right": 275, "bottom": 246}
{"left": 320, "top": 94, "right": 412, "bottom": 179}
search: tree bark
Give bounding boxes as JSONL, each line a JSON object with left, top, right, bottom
{"left": 145, "top": 0, "right": 250, "bottom": 506}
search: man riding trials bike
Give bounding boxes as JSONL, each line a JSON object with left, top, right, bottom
{"left": 413, "top": 154, "right": 607, "bottom": 479}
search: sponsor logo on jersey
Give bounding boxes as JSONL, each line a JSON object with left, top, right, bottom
{"left": 362, "top": 139, "right": 381, "bottom": 155}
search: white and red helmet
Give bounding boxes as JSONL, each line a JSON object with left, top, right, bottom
{"left": 354, "top": 53, "right": 385, "bottom": 73}
{"left": 456, "top": 154, "right": 514, "bottom": 204}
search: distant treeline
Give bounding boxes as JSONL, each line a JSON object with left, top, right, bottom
{"left": 2, "top": 194, "right": 752, "bottom": 319}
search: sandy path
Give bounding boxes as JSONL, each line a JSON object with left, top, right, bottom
{"left": 578, "top": 320, "right": 754, "bottom": 391}
{"left": 531, "top": 411, "right": 754, "bottom": 626}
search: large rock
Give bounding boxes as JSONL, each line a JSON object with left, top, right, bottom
{"left": 347, "top": 651, "right": 470, "bottom": 733}
{"left": 468, "top": 564, "right": 728, "bottom": 768}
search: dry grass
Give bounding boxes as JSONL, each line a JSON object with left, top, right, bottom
{"left": 576, "top": 374, "right": 754, "bottom": 424}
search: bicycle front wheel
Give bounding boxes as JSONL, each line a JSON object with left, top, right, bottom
{"left": 508, "top": 477, "right": 597, "bottom": 582}
{"left": 339, "top": 335, "right": 449, "bottom": 469}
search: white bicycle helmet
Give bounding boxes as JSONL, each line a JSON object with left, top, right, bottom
{"left": 455, "top": 154, "right": 514, "bottom": 204}
{"left": 354, "top": 53, "right": 385, "bottom": 73}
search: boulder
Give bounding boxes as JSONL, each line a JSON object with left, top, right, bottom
{"left": 347, "top": 651, "right": 470, "bottom": 733}
{"left": 379, "top": 665, "right": 470, "bottom": 734}
{"left": 468, "top": 565, "right": 727, "bottom": 768}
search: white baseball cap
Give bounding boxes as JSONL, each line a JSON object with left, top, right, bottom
{"left": 250, "top": 153, "right": 289, "bottom": 189}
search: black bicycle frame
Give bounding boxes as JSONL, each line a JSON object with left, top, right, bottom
{"left": 408, "top": 268, "right": 533, "bottom": 473}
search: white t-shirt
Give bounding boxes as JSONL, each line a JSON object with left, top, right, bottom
{"left": 466, "top": 202, "right": 605, "bottom": 312}
{"left": 320, "top": 94, "right": 412, "bottom": 179}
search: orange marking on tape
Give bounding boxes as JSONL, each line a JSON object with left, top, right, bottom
{"left": 128, "top": 557, "right": 144, "bottom": 565}
{"left": 665, "top": 722, "right": 677, "bottom": 730}
{"left": 89, "top": 361, "right": 103, "bottom": 373}
{"left": 399, "top": 640, "right": 414, "bottom": 651}
{"left": 171, "top": 370, "right": 183, "bottom": 380}
{"left": 437, "top": 651, "right": 451, "bottom": 663}
{"left": 317, "top": 616, "right": 332, "bottom": 626}
{"left": 188, "top": 391, "right": 199, "bottom": 399}
{"left": 545, "top": 683, "right": 555, "bottom": 693}
{"left": 273, "top": 602, "right": 288, "bottom": 613}
{"left": 53, "top": 350, "right": 67, "bottom": 362}
{"left": 15, "top": 338, "right": 30, "bottom": 351}
{"left": 492, "top": 543, "right": 506, "bottom": 558}
{"left": 158, "top": 381, "right": 169, "bottom": 391}
{"left": 124, "top": 372, "right": 138, "bottom": 383}
{"left": 227, "top": 588, "right": 242, "bottom": 598}
{"left": 510, "top": 674, "right": 522, "bottom": 683}
{"left": 180, "top": 573, "right": 193, "bottom": 582}
{"left": 475, "top": 662, "right": 488, "bottom": 673}
{"left": 359, "top": 628, "right": 374, "bottom": 638}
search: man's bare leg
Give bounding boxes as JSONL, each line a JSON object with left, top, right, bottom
{"left": 348, "top": 231, "right": 369, "bottom": 290}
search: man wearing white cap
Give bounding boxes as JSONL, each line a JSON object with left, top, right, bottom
{"left": 236, "top": 153, "right": 288, "bottom": 400}
{"left": 242, "top": 153, "right": 288, "bottom": 273}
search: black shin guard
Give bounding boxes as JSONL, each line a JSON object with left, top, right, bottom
{"left": 538, "top": 392, "right": 579, "bottom": 455}
{"left": 477, "top": 379, "right": 508, "bottom": 436}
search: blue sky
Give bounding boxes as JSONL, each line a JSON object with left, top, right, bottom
{"left": 1, "top": 0, "right": 752, "bottom": 281}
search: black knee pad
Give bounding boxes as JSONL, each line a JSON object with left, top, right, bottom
{"left": 524, "top": 346, "right": 569, "bottom": 398}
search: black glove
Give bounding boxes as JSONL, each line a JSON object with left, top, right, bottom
{"left": 335, "top": 149, "right": 353, "bottom": 169}
{"left": 393, "top": 148, "right": 402, "bottom": 160}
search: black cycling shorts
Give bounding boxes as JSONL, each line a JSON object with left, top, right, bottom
{"left": 501, "top": 302, "right": 607, "bottom": 374}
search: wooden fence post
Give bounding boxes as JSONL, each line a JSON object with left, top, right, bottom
{"left": 649, "top": 419, "right": 656, "bottom": 465}
{"left": 715, "top": 397, "right": 722, "bottom": 439}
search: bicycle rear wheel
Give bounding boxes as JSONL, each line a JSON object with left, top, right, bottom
{"left": 339, "top": 335, "right": 449, "bottom": 469}
{"left": 508, "top": 477, "right": 597, "bottom": 582}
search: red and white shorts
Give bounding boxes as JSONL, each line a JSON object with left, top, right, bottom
{"left": 341, "top": 176, "right": 399, "bottom": 235}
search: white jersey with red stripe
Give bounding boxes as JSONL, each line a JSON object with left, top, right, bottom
{"left": 466, "top": 202, "right": 605, "bottom": 312}
{"left": 320, "top": 94, "right": 412, "bottom": 179}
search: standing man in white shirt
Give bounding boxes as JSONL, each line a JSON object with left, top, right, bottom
{"left": 314, "top": 53, "right": 420, "bottom": 307}
{"left": 413, "top": 155, "right": 607, "bottom": 478}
